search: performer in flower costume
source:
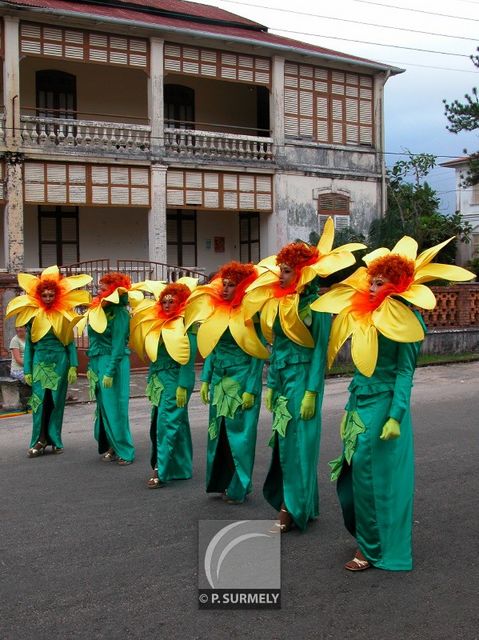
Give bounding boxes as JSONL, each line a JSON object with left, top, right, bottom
{"left": 81, "top": 272, "right": 143, "bottom": 465}
{"left": 5, "top": 265, "right": 91, "bottom": 457}
{"left": 244, "top": 218, "right": 365, "bottom": 531}
{"left": 185, "top": 261, "right": 269, "bottom": 504}
{"left": 312, "top": 236, "right": 474, "bottom": 570}
{"left": 130, "top": 278, "right": 197, "bottom": 488}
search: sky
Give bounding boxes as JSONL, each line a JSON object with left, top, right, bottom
{"left": 192, "top": 0, "right": 478, "bottom": 214}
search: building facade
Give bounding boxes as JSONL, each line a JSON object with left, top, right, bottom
{"left": 0, "top": 0, "right": 401, "bottom": 276}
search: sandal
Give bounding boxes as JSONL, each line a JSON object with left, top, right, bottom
{"left": 101, "top": 450, "right": 117, "bottom": 462}
{"left": 51, "top": 446, "right": 64, "bottom": 455}
{"left": 269, "top": 507, "right": 293, "bottom": 533}
{"left": 147, "top": 476, "right": 165, "bottom": 488}
{"left": 344, "top": 551, "right": 371, "bottom": 572}
{"left": 27, "top": 441, "right": 47, "bottom": 458}
{"left": 117, "top": 458, "right": 133, "bottom": 466}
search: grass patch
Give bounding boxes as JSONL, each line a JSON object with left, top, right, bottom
{"left": 327, "top": 352, "right": 479, "bottom": 378}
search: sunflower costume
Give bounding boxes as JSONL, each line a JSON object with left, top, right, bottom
{"left": 184, "top": 262, "right": 268, "bottom": 504}
{"left": 82, "top": 272, "right": 143, "bottom": 464}
{"left": 244, "top": 218, "right": 365, "bottom": 530}
{"left": 312, "top": 236, "right": 474, "bottom": 569}
{"left": 130, "top": 279, "right": 197, "bottom": 485}
{"left": 5, "top": 265, "right": 91, "bottom": 454}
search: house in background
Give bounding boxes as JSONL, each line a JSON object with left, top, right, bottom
{"left": 0, "top": 0, "right": 402, "bottom": 278}
{"left": 441, "top": 157, "right": 479, "bottom": 264}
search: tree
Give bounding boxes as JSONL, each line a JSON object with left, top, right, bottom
{"left": 369, "top": 151, "right": 472, "bottom": 263}
{"left": 443, "top": 48, "right": 479, "bottom": 186}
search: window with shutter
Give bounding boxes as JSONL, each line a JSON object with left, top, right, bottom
{"left": 318, "top": 193, "right": 350, "bottom": 231}
{"left": 284, "top": 63, "right": 374, "bottom": 146}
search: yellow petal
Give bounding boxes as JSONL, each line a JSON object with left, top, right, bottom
{"left": 184, "top": 291, "right": 216, "bottom": 329}
{"left": 229, "top": 308, "right": 269, "bottom": 359}
{"left": 313, "top": 251, "right": 356, "bottom": 278}
{"left": 414, "top": 237, "right": 453, "bottom": 269}
{"left": 63, "top": 290, "right": 91, "bottom": 307}
{"left": 5, "top": 294, "right": 36, "bottom": 318}
{"left": 317, "top": 216, "right": 334, "bottom": 254}
{"left": 162, "top": 319, "right": 190, "bottom": 364}
{"left": 391, "top": 236, "right": 418, "bottom": 260}
{"left": 14, "top": 306, "right": 38, "bottom": 327}
{"left": 327, "top": 308, "right": 355, "bottom": 369}
{"left": 351, "top": 322, "right": 378, "bottom": 377}
{"left": 41, "top": 265, "right": 60, "bottom": 279}
{"left": 256, "top": 255, "right": 277, "bottom": 273}
{"left": 47, "top": 311, "right": 66, "bottom": 342}
{"left": 297, "top": 265, "right": 318, "bottom": 290}
{"left": 104, "top": 289, "right": 120, "bottom": 304}
{"left": 414, "top": 263, "right": 475, "bottom": 284}
{"left": 363, "top": 248, "right": 390, "bottom": 266}
{"left": 245, "top": 268, "right": 279, "bottom": 292}
{"left": 62, "top": 274, "right": 92, "bottom": 291}
{"left": 176, "top": 276, "right": 198, "bottom": 291}
{"left": 331, "top": 242, "right": 366, "bottom": 253}
{"left": 243, "top": 286, "right": 272, "bottom": 319}
{"left": 17, "top": 273, "right": 39, "bottom": 294}
{"left": 128, "top": 290, "right": 144, "bottom": 306}
{"left": 372, "top": 298, "right": 425, "bottom": 342}
{"left": 311, "top": 286, "right": 355, "bottom": 314}
{"left": 337, "top": 266, "right": 369, "bottom": 291}
{"left": 197, "top": 306, "right": 230, "bottom": 358}
{"left": 145, "top": 330, "right": 161, "bottom": 362}
{"left": 279, "top": 295, "right": 314, "bottom": 348}
{"left": 75, "top": 316, "right": 87, "bottom": 336}
{"left": 31, "top": 310, "right": 52, "bottom": 342}
{"left": 89, "top": 305, "right": 108, "bottom": 334}
{"left": 260, "top": 298, "right": 278, "bottom": 344}
{"left": 397, "top": 284, "right": 436, "bottom": 309}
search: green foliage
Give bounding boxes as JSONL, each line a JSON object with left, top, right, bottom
{"left": 146, "top": 374, "right": 164, "bottom": 407}
{"left": 86, "top": 368, "right": 99, "bottom": 401}
{"left": 466, "top": 256, "right": 479, "bottom": 278}
{"left": 33, "top": 362, "right": 60, "bottom": 391}
{"left": 443, "top": 48, "right": 479, "bottom": 186}
{"left": 212, "top": 376, "right": 242, "bottom": 419}
{"left": 28, "top": 392, "right": 42, "bottom": 414}
{"left": 371, "top": 151, "right": 472, "bottom": 262}
{"left": 268, "top": 395, "right": 293, "bottom": 445}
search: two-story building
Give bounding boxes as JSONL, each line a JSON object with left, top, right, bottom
{"left": 0, "top": 0, "right": 401, "bottom": 278}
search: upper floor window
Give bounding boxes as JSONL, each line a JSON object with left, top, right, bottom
{"left": 284, "top": 63, "right": 374, "bottom": 147}
{"left": 36, "top": 70, "right": 76, "bottom": 119}
{"left": 164, "top": 84, "right": 195, "bottom": 129}
{"left": 318, "top": 193, "right": 350, "bottom": 230}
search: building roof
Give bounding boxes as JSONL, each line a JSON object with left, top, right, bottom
{"left": 1, "top": 0, "right": 403, "bottom": 73}
{"left": 440, "top": 157, "right": 470, "bottom": 168}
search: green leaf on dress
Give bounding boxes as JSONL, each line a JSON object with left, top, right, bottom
{"left": 343, "top": 410, "right": 366, "bottom": 465}
{"left": 299, "top": 303, "right": 312, "bottom": 327}
{"left": 146, "top": 374, "right": 164, "bottom": 407}
{"left": 208, "top": 418, "right": 219, "bottom": 441}
{"left": 86, "top": 368, "right": 99, "bottom": 401}
{"left": 212, "top": 376, "right": 242, "bottom": 419}
{"left": 28, "top": 392, "right": 42, "bottom": 414}
{"left": 33, "top": 362, "right": 60, "bottom": 391}
{"left": 271, "top": 395, "right": 292, "bottom": 439}
{"left": 328, "top": 455, "right": 344, "bottom": 482}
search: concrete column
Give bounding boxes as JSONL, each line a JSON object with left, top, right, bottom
{"left": 3, "top": 16, "right": 20, "bottom": 149}
{"left": 270, "top": 56, "right": 285, "bottom": 152}
{"left": 4, "top": 153, "right": 25, "bottom": 272}
{"left": 148, "top": 164, "right": 167, "bottom": 262}
{"left": 148, "top": 37, "right": 164, "bottom": 158}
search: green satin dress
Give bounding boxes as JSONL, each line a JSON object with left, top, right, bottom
{"left": 201, "top": 328, "right": 265, "bottom": 503}
{"left": 147, "top": 332, "right": 197, "bottom": 482}
{"left": 24, "top": 324, "right": 78, "bottom": 449}
{"left": 263, "top": 291, "right": 331, "bottom": 531}
{"left": 87, "top": 296, "right": 135, "bottom": 462}
{"left": 332, "top": 328, "right": 424, "bottom": 570}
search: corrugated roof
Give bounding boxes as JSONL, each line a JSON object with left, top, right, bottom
{"left": 1, "top": 0, "right": 400, "bottom": 72}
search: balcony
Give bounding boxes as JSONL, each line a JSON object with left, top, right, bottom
{"left": 164, "top": 126, "right": 273, "bottom": 163}
{"left": 20, "top": 113, "right": 151, "bottom": 156}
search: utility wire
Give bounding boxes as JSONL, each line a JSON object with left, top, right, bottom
{"left": 271, "top": 27, "right": 471, "bottom": 57}
{"left": 348, "top": 0, "right": 479, "bottom": 22}
{"left": 210, "top": 0, "right": 478, "bottom": 42}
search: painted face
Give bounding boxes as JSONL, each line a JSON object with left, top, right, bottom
{"left": 369, "top": 275, "right": 391, "bottom": 299}
{"left": 222, "top": 278, "right": 237, "bottom": 301}
{"left": 161, "top": 294, "right": 179, "bottom": 315}
{"left": 40, "top": 288, "right": 56, "bottom": 307}
{"left": 278, "top": 264, "right": 295, "bottom": 288}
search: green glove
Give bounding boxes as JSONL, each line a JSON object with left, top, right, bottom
{"left": 200, "top": 381, "right": 209, "bottom": 405}
{"left": 380, "top": 417, "right": 401, "bottom": 440}
{"left": 340, "top": 412, "right": 348, "bottom": 440}
{"left": 300, "top": 390, "right": 316, "bottom": 420}
{"left": 265, "top": 387, "right": 274, "bottom": 412}
{"left": 67, "top": 366, "right": 77, "bottom": 385}
{"left": 102, "top": 375, "right": 113, "bottom": 389}
{"left": 24, "top": 373, "right": 32, "bottom": 386}
{"left": 241, "top": 391, "right": 255, "bottom": 410}
{"left": 176, "top": 386, "right": 187, "bottom": 408}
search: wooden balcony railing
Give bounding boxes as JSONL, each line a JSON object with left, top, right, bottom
{"left": 20, "top": 115, "right": 151, "bottom": 155}
{"left": 164, "top": 127, "right": 273, "bottom": 162}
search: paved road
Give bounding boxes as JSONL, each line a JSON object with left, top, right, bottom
{"left": 1, "top": 362, "right": 478, "bottom": 640}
